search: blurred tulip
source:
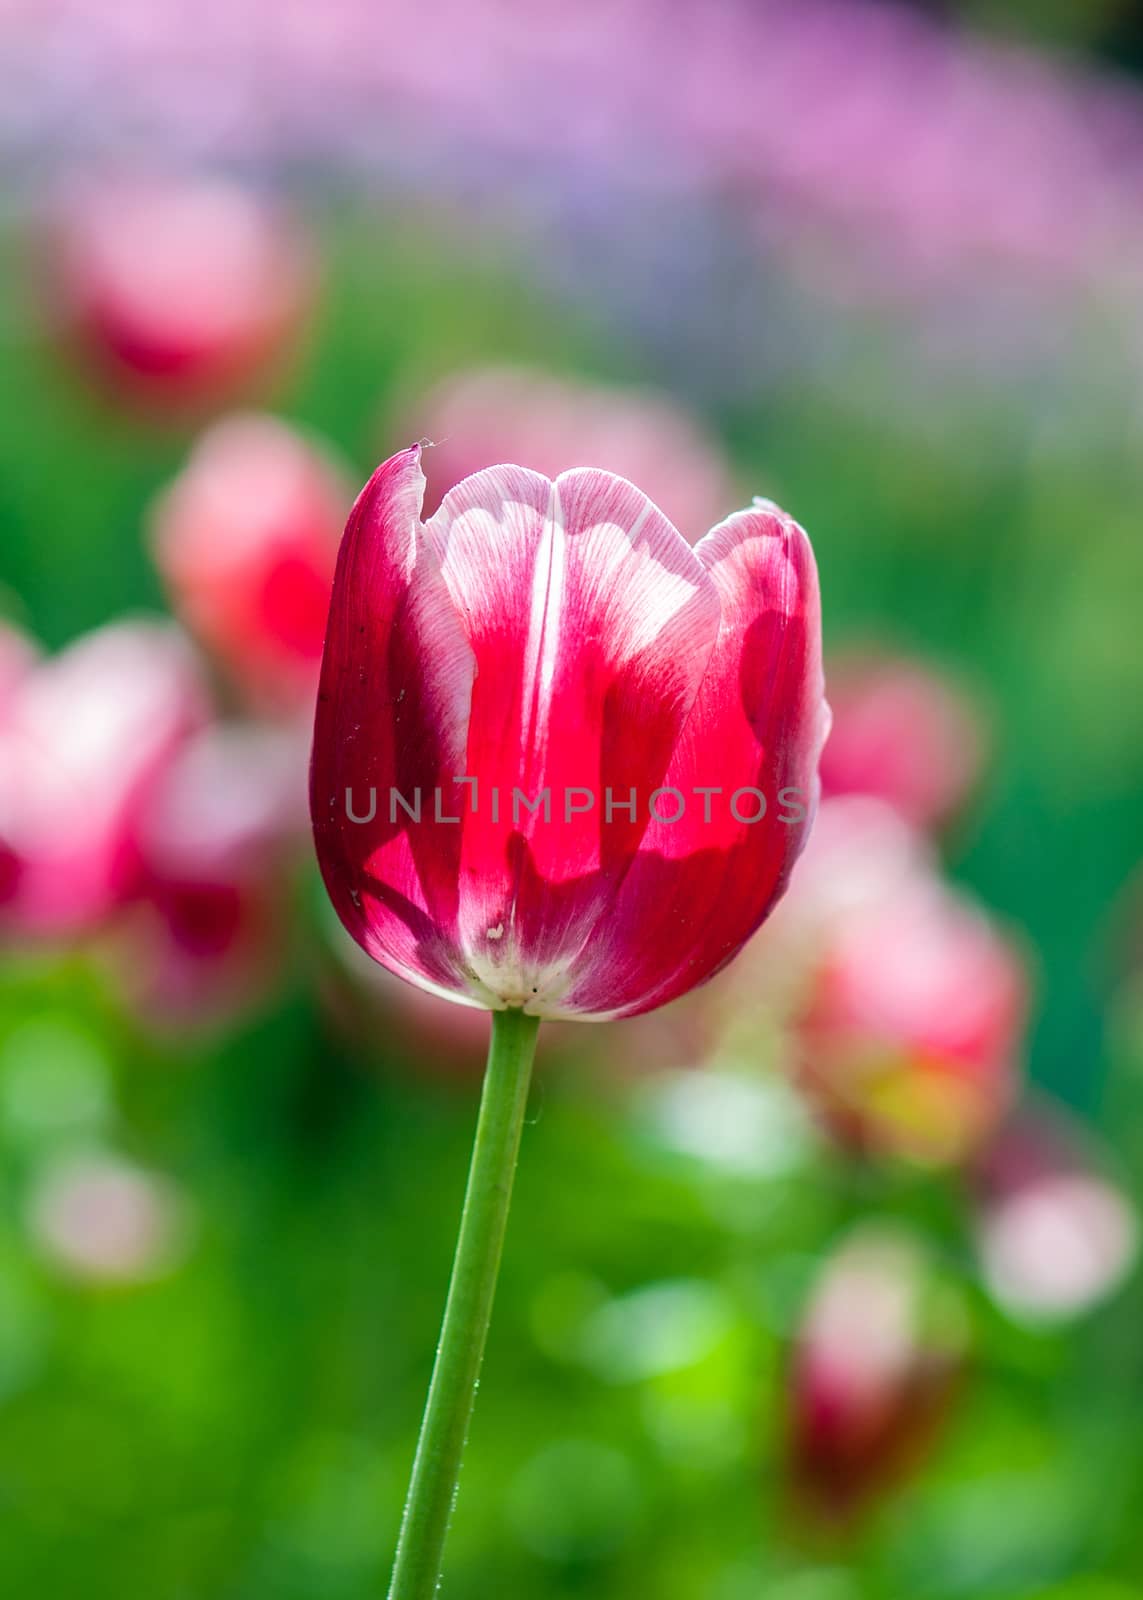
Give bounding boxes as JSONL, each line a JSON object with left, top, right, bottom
{"left": 974, "top": 1107, "right": 1138, "bottom": 1323}
{"left": 28, "top": 1153, "right": 190, "bottom": 1284}
{"left": 0, "top": 621, "right": 208, "bottom": 937}
{"left": 751, "top": 796, "right": 933, "bottom": 991}
{"left": 787, "top": 1225, "right": 968, "bottom": 1526}
{"left": 116, "top": 722, "right": 306, "bottom": 1023}
{"left": 311, "top": 445, "right": 827, "bottom": 1018}
{"left": 819, "top": 651, "right": 986, "bottom": 831}
{"left": 793, "top": 868, "right": 1028, "bottom": 1167}
{"left": 49, "top": 175, "right": 313, "bottom": 408}
{"left": 151, "top": 415, "right": 350, "bottom": 712}
{"left": 411, "top": 366, "right": 737, "bottom": 540}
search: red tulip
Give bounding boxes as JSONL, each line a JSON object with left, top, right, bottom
{"left": 819, "top": 651, "right": 986, "bottom": 831}
{"left": 311, "top": 445, "right": 827, "bottom": 1019}
{"left": 412, "top": 366, "right": 738, "bottom": 540}
{"left": 794, "top": 866, "right": 1028, "bottom": 1166}
{"left": 787, "top": 1225, "right": 967, "bottom": 1525}
{"left": 49, "top": 176, "right": 312, "bottom": 408}
{"left": 151, "top": 415, "right": 349, "bottom": 712}
{"left": 0, "top": 621, "right": 208, "bottom": 937}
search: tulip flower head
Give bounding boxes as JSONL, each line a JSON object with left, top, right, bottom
{"left": 311, "top": 446, "right": 827, "bottom": 1020}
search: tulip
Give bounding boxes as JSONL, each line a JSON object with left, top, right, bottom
{"left": 819, "top": 650, "right": 986, "bottom": 832}
{"left": 794, "top": 870, "right": 1028, "bottom": 1167}
{"left": 974, "top": 1107, "right": 1138, "bottom": 1323}
{"left": 411, "top": 365, "right": 737, "bottom": 541}
{"left": 787, "top": 1225, "right": 967, "bottom": 1526}
{"left": 310, "top": 444, "right": 827, "bottom": 1599}
{"left": 151, "top": 415, "right": 349, "bottom": 712}
{"left": 49, "top": 176, "right": 312, "bottom": 408}
{"left": 313, "top": 444, "right": 827, "bottom": 1020}
{"left": 0, "top": 621, "right": 208, "bottom": 938}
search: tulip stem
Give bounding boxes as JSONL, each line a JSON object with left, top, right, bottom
{"left": 387, "top": 1005, "right": 541, "bottom": 1600}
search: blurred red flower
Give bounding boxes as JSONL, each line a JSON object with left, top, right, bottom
{"left": 48, "top": 175, "right": 313, "bottom": 409}
{"left": 795, "top": 868, "right": 1028, "bottom": 1167}
{"left": 117, "top": 722, "right": 306, "bottom": 1024}
{"left": 819, "top": 650, "right": 987, "bottom": 832}
{"left": 0, "top": 620, "right": 208, "bottom": 938}
{"left": 150, "top": 414, "right": 350, "bottom": 713}
{"left": 786, "top": 1225, "right": 968, "bottom": 1527}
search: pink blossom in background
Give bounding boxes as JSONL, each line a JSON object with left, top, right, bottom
{"left": 637, "top": 798, "right": 935, "bottom": 1073}
{"left": 974, "top": 1106, "right": 1138, "bottom": 1323}
{"left": 6, "top": 0, "right": 1143, "bottom": 310}
{"left": 411, "top": 367, "right": 738, "bottom": 541}
{"left": 116, "top": 722, "right": 307, "bottom": 1024}
{"left": 819, "top": 650, "right": 987, "bottom": 832}
{"left": 792, "top": 856, "right": 1029, "bottom": 1167}
{"left": 48, "top": 176, "right": 313, "bottom": 409}
{"left": 0, "top": 621, "right": 208, "bottom": 938}
{"left": 28, "top": 1153, "right": 190, "bottom": 1285}
{"left": 150, "top": 415, "right": 350, "bottom": 713}
{"left": 786, "top": 1225, "right": 968, "bottom": 1526}
{"left": 311, "top": 445, "right": 828, "bottom": 1019}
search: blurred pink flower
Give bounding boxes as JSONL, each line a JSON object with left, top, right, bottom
{"left": 28, "top": 1153, "right": 190, "bottom": 1284}
{"left": 116, "top": 721, "right": 307, "bottom": 1024}
{"left": 619, "top": 797, "right": 930, "bottom": 1073}
{"left": 150, "top": 414, "right": 350, "bottom": 713}
{"left": 974, "top": 1107, "right": 1138, "bottom": 1323}
{"left": 0, "top": 620, "right": 208, "bottom": 937}
{"left": 795, "top": 869, "right": 1028, "bottom": 1167}
{"left": 410, "top": 366, "right": 737, "bottom": 541}
{"left": 48, "top": 176, "right": 313, "bottom": 408}
{"left": 787, "top": 1224, "right": 968, "bottom": 1526}
{"left": 819, "top": 650, "right": 987, "bottom": 831}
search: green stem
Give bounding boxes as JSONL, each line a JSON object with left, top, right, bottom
{"left": 387, "top": 1006, "right": 541, "bottom": 1600}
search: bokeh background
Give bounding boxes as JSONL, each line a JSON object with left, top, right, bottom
{"left": 3, "top": 1, "right": 1143, "bottom": 1596}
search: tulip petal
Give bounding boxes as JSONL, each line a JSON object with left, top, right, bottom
{"left": 310, "top": 446, "right": 486, "bottom": 1003}
{"left": 564, "top": 500, "right": 828, "bottom": 1017}
{"left": 422, "top": 464, "right": 721, "bottom": 1010}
